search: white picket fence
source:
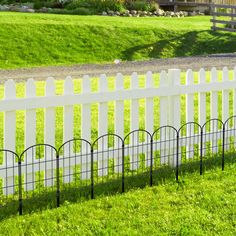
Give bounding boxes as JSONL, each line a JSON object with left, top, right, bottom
{"left": 1, "top": 67, "right": 236, "bottom": 195}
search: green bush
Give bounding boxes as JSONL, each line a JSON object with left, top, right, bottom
{"left": 34, "top": 1, "right": 63, "bottom": 10}
{"left": 65, "top": 0, "right": 125, "bottom": 13}
{"left": 125, "top": 0, "right": 157, "bottom": 12}
{"left": 47, "top": 8, "right": 71, "bottom": 14}
{"left": 72, "top": 7, "right": 92, "bottom": 15}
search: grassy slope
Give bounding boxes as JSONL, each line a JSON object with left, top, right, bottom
{"left": 0, "top": 163, "right": 235, "bottom": 235}
{"left": 0, "top": 13, "right": 236, "bottom": 69}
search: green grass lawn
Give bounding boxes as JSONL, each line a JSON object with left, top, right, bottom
{"left": 0, "top": 13, "right": 236, "bottom": 69}
{"left": 0, "top": 161, "right": 235, "bottom": 235}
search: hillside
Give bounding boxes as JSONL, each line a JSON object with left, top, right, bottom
{"left": 0, "top": 13, "right": 236, "bottom": 69}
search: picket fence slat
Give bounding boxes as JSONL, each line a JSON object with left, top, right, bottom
{"left": 4, "top": 79, "right": 16, "bottom": 195}
{"left": 145, "top": 71, "right": 154, "bottom": 167}
{"left": 44, "top": 77, "right": 55, "bottom": 187}
{"left": 210, "top": 68, "right": 218, "bottom": 153}
{"left": 168, "top": 69, "right": 181, "bottom": 166}
{"left": 159, "top": 71, "right": 169, "bottom": 164}
{"left": 115, "top": 73, "right": 124, "bottom": 173}
{"left": 25, "top": 79, "right": 36, "bottom": 191}
{"left": 222, "top": 67, "right": 230, "bottom": 151}
{"left": 186, "top": 69, "right": 194, "bottom": 159}
{"left": 81, "top": 75, "right": 91, "bottom": 180}
{"left": 63, "top": 76, "right": 74, "bottom": 183}
{"left": 130, "top": 72, "right": 139, "bottom": 170}
{"left": 98, "top": 74, "right": 108, "bottom": 176}
{"left": 198, "top": 68, "right": 206, "bottom": 155}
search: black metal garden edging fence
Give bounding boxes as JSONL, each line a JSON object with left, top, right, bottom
{"left": 1, "top": 116, "right": 236, "bottom": 216}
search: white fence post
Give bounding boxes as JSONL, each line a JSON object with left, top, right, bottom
{"left": 44, "top": 77, "right": 56, "bottom": 187}
{"left": 4, "top": 79, "right": 16, "bottom": 195}
{"left": 25, "top": 79, "right": 36, "bottom": 191}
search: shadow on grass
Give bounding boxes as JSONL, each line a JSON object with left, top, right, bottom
{"left": 0, "top": 152, "right": 235, "bottom": 220}
{"left": 121, "top": 30, "right": 236, "bottom": 61}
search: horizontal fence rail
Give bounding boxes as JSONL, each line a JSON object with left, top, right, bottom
{"left": 0, "top": 117, "right": 236, "bottom": 216}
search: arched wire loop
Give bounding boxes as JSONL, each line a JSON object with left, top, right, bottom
{"left": 152, "top": 126, "right": 178, "bottom": 167}
{"left": 0, "top": 150, "right": 20, "bottom": 214}
{"left": 58, "top": 139, "right": 92, "bottom": 202}
{"left": 92, "top": 134, "right": 124, "bottom": 197}
{"left": 223, "top": 115, "right": 236, "bottom": 168}
{"left": 202, "top": 119, "right": 224, "bottom": 171}
{"left": 224, "top": 115, "right": 236, "bottom": 151}
{"left": 123, "top": 129, "right": 152, "bottom": 187}
{"left": 19, "top": 144, "right": 58, "bottom": 213}
{"left": 20, "top": 144, "right": 58, "bottom": 191}
{"left": 177, "top": 122, "right": 202, "bottom": 176}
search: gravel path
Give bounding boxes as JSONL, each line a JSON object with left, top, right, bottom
{"left": 0, "top": 53, "right": 236, "bottom": 82}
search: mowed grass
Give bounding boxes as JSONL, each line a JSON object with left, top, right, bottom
{"left": 0, "top": 13, "right": 236, "bottom": 69}
{"left": 0, "top": 162, "right": 235, "bottom": 235}
{"left": 0, "top": 70, "right": 235, "bottom": 154}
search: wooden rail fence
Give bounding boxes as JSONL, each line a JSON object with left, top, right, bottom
{"left": 211, "top": 4, "right": 236, "bottom": 32}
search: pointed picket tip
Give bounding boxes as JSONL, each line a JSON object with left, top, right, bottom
{"left": 99, "top": 74, "right": 107, "bottom": 91}
{"left": 82, "top": 75, "right": 90, "bottom": 93}
{"left": 131, "top": 72, "right": 139, "bottom": 88}
{"left": 146, "top": 71, "right": 152, "bottom": 77}
{"left": 64, "top": 76, "right": 74, "bottom": 95}
{"left": 26, "top": 79, "right": 36, "bottom": 97}
{"left": 4, "top": 79, "right": 16, "bottom": 99}
{"left": 211, "top": 67, "right": 218, "bottom": 82}
{"left": 159, "top": 70, "right": 168, "bottom": 87}
{"left": 199, "top": 68, "right": 206, "bottom": 84}
{"left": 222, "top": 67, "right": 229, "bottom": 82}
{"left": 186, "top": 69, "right": 194, "bottom": 85}
{"left": 116, "top": 73, "right": 124, "bottom": 90}
{"left": 146, "top": 71, "right": 153, "bottom": 88}
{"left": 45, "top": 77, "right": 55, "bottom": 95}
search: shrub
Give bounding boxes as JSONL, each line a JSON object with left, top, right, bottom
{"left": 125, "top": 0, "right": 157, "bottom": 12}
{"left": 65, "top": 0, "right": 125, "bottom": 13}
{"left": 72, "top": 7, "right": 92, "bottom": 15}
{"left": 34, "top": 1, "right": 63, "bottom": 10}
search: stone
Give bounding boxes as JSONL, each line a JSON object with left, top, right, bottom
{"left": 130, "top": 10, "right": 137, "bottom": 15}
{"left": 107, "top": 10, "right": 114, "bottom": 15}
{"left": 0, "top": 5, "right": 9, "bottom": 11}
{"left": 40, "top": 7, "right": 49, "bottom": 13}
{"left": 102, "top": 11, "right": 107, "bottom": 16}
